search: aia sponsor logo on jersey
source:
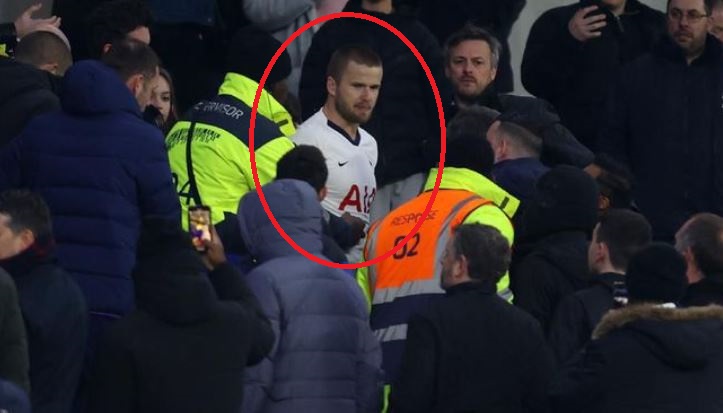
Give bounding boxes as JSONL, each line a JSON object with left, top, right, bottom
{"left": 339, "top": 185, "right": 376, "bottom": 214}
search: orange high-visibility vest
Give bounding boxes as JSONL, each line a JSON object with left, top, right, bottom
{"left": 365, "top": 190, "right": 494, "bottom": 309}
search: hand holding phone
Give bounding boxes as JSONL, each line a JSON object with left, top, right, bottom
{"left": 569, "top": 5, "right": 608, "bottom": 42}
{"left": 189, "top": 206, "right": 212, "bottom": 252}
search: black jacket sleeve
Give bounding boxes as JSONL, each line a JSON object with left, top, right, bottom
{"left": 415, "top": 24, "right": 453, "bottom": 169}
{"left": 548, "top": 339, "right": 607, "bottom": 413}
{"left": 0, "top": 271, "right": 29, "bottom": 393}
{"left": 498, "top": 95, "right": 594, "bottom": 167}
{"left": 299, "top": 22, "right": 334, "bottom": 120}
{"left": 389, "top": 314, "right": 437, "bottom": 413}
{"left": 597, "top": 69, "right": 632, "bottom": 166}
{"left": 521, "top": 319, "right": 555, "bottom": 413}
{"left": 207, "top": 263, "right": 274, "bottom": 365}
{"left": 88, "top": 327, "right": 135, "bottom": 413}
{"left": 521, "top": 8, "right": 583, "bottom": 104}
{"left": 548, "top": 294, "right": 589, "bottom": 365}
{"left": 512, "top": 255, "right": 560, "bottom": 334}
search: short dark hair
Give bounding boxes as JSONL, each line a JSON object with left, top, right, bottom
{"left": 0, "top": 190, "right": 53, "bottom": 240}
{"left": 451, "top": 224, "right": 510, "bottom": 282}
{"left": 596, "top": 209, "right": 652, "bottom": 271}
{"left": 677, "top": 213, "right": 723, "bottom": 276}
{"left": 15, "top": 31, "right": 72, "bottom": 73}
{"left": 448, "top": 106, "right": 500, "bottom": 140}
{"left": 326, "top": 45, "right": 382, "bottom": 81}
{"left": 496, "top": 121, "right": 543, "bottom": 157}
{"left": 667, "top": 0, "right": 716, "bottom": 14}
{"left": 86, "top": 0, "right": 152, "bottom": 59}
{"left": 101, "top": 38, "right": 159, "bottom": 82}
{"left": 444, "top": 24, "right": 502, "bottom": 68}
{"left": 276, "top": 145, "right": 328, "bottom": 192}
{"left": 446, "top": 134, "right": 495, "bottom": 177}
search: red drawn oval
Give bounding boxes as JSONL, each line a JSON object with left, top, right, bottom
{"left": 248, "top": 11, "right": 447, "bottom": 270}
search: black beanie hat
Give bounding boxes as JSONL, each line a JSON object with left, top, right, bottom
{"left": 626, "top": 243, "right": 688, "bottom": 304}
{"left": 226, "top": 27, "right": 292, "bottom": 85}
{"left": 522, "top": 165, "right": 599, "bottom": 239}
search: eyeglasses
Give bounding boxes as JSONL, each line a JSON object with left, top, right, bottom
{"left": 668, "top": 8, "right": 709, "bottom": 23}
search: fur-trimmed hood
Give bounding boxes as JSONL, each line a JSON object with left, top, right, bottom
{"left": 593, "top": 304, "right": 723, "bottom": 369}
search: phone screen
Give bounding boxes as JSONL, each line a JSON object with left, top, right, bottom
{"left": 189, "top": 206, "right": 212, "bottom": 252}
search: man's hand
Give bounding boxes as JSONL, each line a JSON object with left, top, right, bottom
{"left": 201, "top": 225, "right": 227, "bottom": 270}
{"left": 568, "top": 6, "right": 607, "bottom": 42}
{"left": 341, "top": 212, "right": 367, "bottom": 244}
{"left": 14, "top": 4, "right": 60, "bottom": 39}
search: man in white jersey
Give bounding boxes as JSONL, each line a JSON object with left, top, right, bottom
{"left": 293, "top": 45, "right": 383, "bottom": 261}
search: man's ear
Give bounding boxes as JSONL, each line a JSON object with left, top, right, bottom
{"left": 102, "top": 43, "right": 112, "bottom": 55}
{"left": 126, "top": 73, "right": 144, "bottom": 98}
{"left": 318, "top": 186, "right": 328, "bottom": 202}
{"left": 454, "top": 254, "right": 468, "bottom": 280}
{"left": 598, "top": 195, "right": 611, "bottom": 212}
{"left": 37, "top": 62, "right": 59, "bottom": 75}
{"left": 326, "top": 76, "right": 337, "bottom": 98}
{"left": 490, "top": 66, "right": 498, "bottom": 81}
{"left": 19, "top": 228, "right": 35, "bottom": 251}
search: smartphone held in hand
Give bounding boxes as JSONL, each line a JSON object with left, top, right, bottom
{"left": 189, "top": 206, "right": 212, "bottom": 252}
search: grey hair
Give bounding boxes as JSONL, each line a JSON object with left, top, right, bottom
{"left": 444, "top": 24, "right": 502, "bottom": 69}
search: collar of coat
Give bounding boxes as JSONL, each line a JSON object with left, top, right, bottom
{"left": 592, "top": 303, "right": 723, "bottom": 339}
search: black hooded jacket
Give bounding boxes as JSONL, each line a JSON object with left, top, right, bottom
{"left": 550, "top": 304, "right": 723, "bottom": 413}
{"left": 89, "top": 223, "right": 274, "bottom": 413}
{"left": 0, "top": 57, "right": 61, "bottom": 146}
{"left": 511, "top": 166, "right": 599, "bottom": 333}
{"left": 521, "top": 0, "right": 665, "bottom": 151}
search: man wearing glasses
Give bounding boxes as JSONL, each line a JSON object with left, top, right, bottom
{"left": 599, "top": 0, "right": 723, "bottom": 243}
{"left": 522, "top": 0, "right": 665, "bottom": 152}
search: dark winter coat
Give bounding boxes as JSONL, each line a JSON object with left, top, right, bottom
{"left": 681, "top": 275, "right": 723, "bottom": 307}
{"left": 0, "top": 23, "right": 18, "bottom": 56}
{"left": 547, "top": 272, "right": 626, "bottom": 364}
{"left": 89, "top": 228, "right": 274, "bottom": 413}
{"left": 448, "top": 88, "right": 594, "bottom": 168}
{"left": 513, "top": 231, "right": 592, "bottom": 333}
{"left": 0, "top": 240, "right": 87, "bottom": 413}
{"left": 238, "top": 179, "right": 383, "bottom": 413}
{"left": 522, "top": 0, "right": 665, "bottom": 151}
{"left": 599, "top": 35, "right": 723, "bottom": 242}
{"left": 390, "top": 281, "right": 554, "bottom": 413}
{"left": 0, "top": 57, "right": 61, "bottom": 147}
{"left": 492, "top": 158, "right": 550, "bottom": 206}
{"left": 414, "top": 0, "right": 526, "bottom": 93}
{"left": 0, "top": 268, "right": 29, "bottom": 393}
{"left": 550, "top": 304, "right": 723, "bottom": 413}
{"left": 0, "top": 378, "right": 30, "bottom": 413}
{"left": 0, "top": 60, "right": 181, "bottom": 317}
{"left": 300, "top": 1, "right": 450, "bottom": 186}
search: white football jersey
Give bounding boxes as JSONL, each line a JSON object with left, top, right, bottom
{"left": 292, "top": 109, "right": 378, "bottom": 224}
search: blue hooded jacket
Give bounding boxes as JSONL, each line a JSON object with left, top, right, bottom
{"left": 238, "top": 179, "right": 383, "bottom": 413}
{"left": 0, "top": 60, "right": 180, "bottom": 317}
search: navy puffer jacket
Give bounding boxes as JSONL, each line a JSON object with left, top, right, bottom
{"left": 238, "top": 179, "right": 383, "bottom": 413}
{"left": 0, "top": 60, "right": 180, "bottom": 317}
